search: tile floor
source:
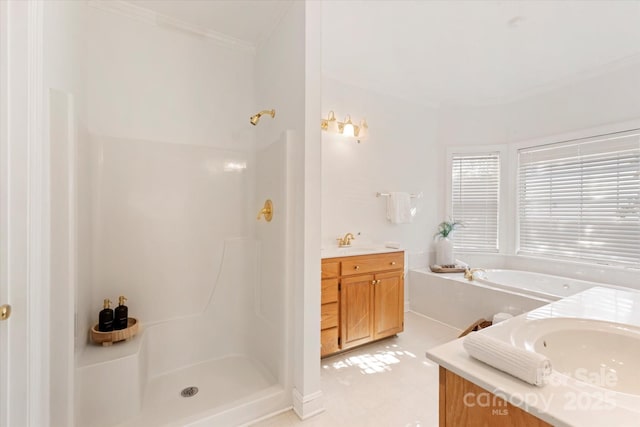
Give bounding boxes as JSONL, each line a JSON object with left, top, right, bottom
{"left": 251, "top": 312, "right": 460, "bottom": 427}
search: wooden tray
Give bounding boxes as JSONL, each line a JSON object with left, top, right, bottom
{"left": 429, "top": 265, "right": 466, "bottom": 273}
{"left": 90, "top": 318, "right": 139, "bottom": 346}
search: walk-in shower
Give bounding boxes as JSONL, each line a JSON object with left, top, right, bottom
{"left": 73, "top": 3, "right": 294, "bottom": 426}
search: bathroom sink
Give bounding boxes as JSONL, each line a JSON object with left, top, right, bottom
{"left": 511, "top": 318, "right": 640, "bottom": 395}
{"left": 335, "top": 246, "right": 382, "bottom": 254}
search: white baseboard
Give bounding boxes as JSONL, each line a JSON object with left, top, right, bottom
{"left": 292, "top": 388, "right": 324, "bottom": 420}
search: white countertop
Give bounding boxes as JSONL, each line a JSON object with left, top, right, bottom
{"left": 426, "top": 286, "right": 640, "bottom": 427}
{"left": 321, "top": 245, "right": 403, "bottom": 259}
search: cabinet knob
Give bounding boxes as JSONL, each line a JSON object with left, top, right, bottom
{"left": 354, "top": 265, "right": 360, "bottom": 270}
{"left": 371, "top": 280, "right": 377, "bottom": 285}
{"left": 391, "top": 261, "right": 396, "bottom": 265}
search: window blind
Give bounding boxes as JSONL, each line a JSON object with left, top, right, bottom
{"left": 518, "top": 130, "right": 640, "bottom": 266}
{"left": 451, "top": 153, "right": 500, "bottom": 252}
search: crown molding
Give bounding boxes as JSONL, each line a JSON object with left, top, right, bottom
{"left": 87, "top": 0, "right": 256, "bottom": 54}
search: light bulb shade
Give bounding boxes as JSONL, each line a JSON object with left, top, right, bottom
{"left": 342, "top": 115, "right": 355, "bottom": 137}
{"left": 343, "top": 123, "right": 355, "bottom": 137}
{"left": 327, "top": 111, "right": 339, "bottom": 133}
{"left": 357, "top": 119, "right": 368, "bottom": 140}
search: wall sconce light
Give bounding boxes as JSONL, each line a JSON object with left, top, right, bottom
{"left": 321, "top": 111, "right": 369, "bottom": 143}
{"left": 321, "top": 111, "right": 339, "bottom": 133}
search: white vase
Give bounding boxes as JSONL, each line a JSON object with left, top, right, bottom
{"left": 436, "top": 237, "right": 454, "bottom": 265}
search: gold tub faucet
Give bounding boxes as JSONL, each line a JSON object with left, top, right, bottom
{"left": 337, "top": 233, "right": 355, "bottom": 247}
{"left": 464, "top": 268, "right": 485, "bottom": 281}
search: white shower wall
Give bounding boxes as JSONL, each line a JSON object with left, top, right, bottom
{"left": 86, "top": 5, "right": 255, "bottom": 149}
{"left": 251, "top": 133, "right": 294, "bottom": 387}
{"left": 83, "top": 4, "right": 257, "bottom": 346}
{"left": 90, "top": 135, "right": 252, "bottom": 324}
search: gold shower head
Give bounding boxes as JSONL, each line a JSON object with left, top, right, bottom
{"left": 250, "top": 109, "right": 276, "bottom": 126}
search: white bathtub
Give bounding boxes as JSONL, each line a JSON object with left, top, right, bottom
{"left": 408, "top": 267, "right": 615, "bottom": 330}
{"left": 473, "top": 269, "right": 598, "bottom": 300}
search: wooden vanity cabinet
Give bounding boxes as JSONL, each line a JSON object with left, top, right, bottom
{"left": 321, "top": 251, "right": 404, "bottom": 357}
{"left": 373, "top": 270, "right": 404, "bottom": 339}
{"left": 439, "top": 367, "right": 552, "bottom": 427}
{"left": 341, "top": 274, "right": 375, "bottom": 349}
{"left": 321, "top": 261, "right": 340, "bottom": 357}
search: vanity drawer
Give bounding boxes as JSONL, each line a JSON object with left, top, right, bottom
{"left": 321, "top": 327, "right": 339, "bottom": 357}
{"left": 321, "top": 261, "right": 340, "bottom": 279}
{"left": 341, "top": 252, "right": 404, "bottom": 276}
{"left": 321, "top": 302, "right": 339, "bottom": 329}
{"left": 321, "top": 278, "right": 339, "bottom": 304}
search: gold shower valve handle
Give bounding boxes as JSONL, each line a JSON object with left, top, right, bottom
{"left": 0, "top": 304, "right": 11, "bottom": 321}
{"left": 257, "top": 199, "right": 273, "bottom": 222}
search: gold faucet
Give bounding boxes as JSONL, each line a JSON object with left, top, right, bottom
{"left": 337, "top": 233, "right": 355, "bottom": 247}
{"left": 464, "top": 268, "right": 485, "bottom": 281}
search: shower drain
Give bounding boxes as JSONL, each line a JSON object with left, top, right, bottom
{"left": 181, "top": 386, "right": 199, "bottom": 398}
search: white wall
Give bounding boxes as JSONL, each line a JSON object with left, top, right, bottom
{"left": 87, "top": 6, "right": 255, "bottom": 150}
{"left": 438, "top": 61, "right": 640, "bottom": 147}
{"left": 255, "top": 0, "right": 323, "bottom": 418}
{"left": 43, "top": 1, "right": 87, "bottom": 426}
{"left": 321, "top": 77, "right": 440, "bottom": 266}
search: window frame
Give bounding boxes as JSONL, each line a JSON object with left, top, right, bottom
{"left": 444, "top": 118, "right": 640, "bottom": 273}
{"left": 446, "top": 145, "right": 508, "bottom": 254}
{"left": 515, "top": 128, "right": 640, "bottom": 267}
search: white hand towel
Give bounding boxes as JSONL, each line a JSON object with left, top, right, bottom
{"left": 386, "top": 192, "right": 413, "bottom": 224}
{"left": 463, "top": 332, "right": 552, "bottom": 387}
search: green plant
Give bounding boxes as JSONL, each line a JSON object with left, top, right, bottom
{"left": 434, "top": 220, "right": 462, "bottom": 240}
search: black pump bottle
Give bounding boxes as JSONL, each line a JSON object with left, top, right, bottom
{"left": 114, "top": 296, "right": 128, "bottom": 330}
{"left": 98, "top": 298, "right": 114, "bottom": 332}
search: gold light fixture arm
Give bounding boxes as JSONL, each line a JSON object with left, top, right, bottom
{"left": 257, "top": 199, "right": 273, "bottom": 222}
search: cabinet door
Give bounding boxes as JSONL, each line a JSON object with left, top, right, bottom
{"left": 373, "top": 271, "right": 404, "bottom": 340}
{"left": 341, "top": 274, "right": 374, "bottom": 350}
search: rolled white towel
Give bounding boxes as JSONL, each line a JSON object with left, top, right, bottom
{"left": 463, "top": 332, "right": 552, "bottom": 387}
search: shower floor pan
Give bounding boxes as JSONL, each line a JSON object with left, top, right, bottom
{"left": 117, "top": 355, "right": 282, "bottom": 427}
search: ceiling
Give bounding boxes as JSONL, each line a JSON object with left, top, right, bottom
{"left": 322, "top": 0, "right": 640, "bottom": 107}
{"left": 124, "top": 0, "right": 640, "bottom": 107}
{"left": 126, "top": 0, "right": 293, "bottom": 46}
